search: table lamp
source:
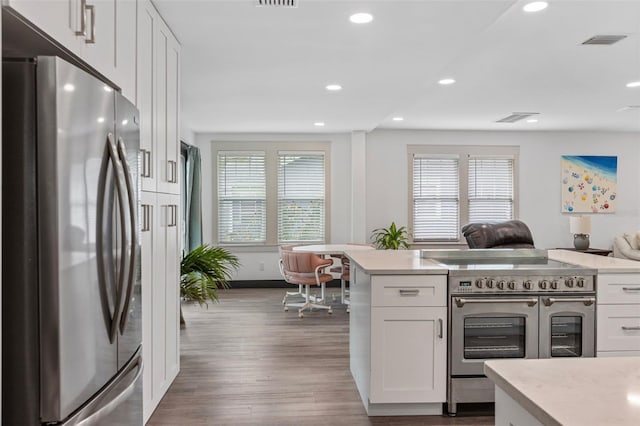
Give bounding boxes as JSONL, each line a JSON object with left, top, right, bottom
{"left": 569, "top": 216, "right": 591, "bottom": 250}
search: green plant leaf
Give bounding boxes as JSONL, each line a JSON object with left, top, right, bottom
{"left": 180, "top": 245, "right": 240, "bottom": 306}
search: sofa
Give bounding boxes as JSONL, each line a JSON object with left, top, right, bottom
{"left": 613, "top": 232, "right": 640, "bottom": 261}
{"left": 461, "top": 220, "right": 535, "bottom": 249}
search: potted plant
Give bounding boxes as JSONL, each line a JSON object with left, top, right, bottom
{"left": 371, "top": 221, "right": 410, "bottom": 250}
{"left": 180, "top": 244, "right": 240, "bottom": 325}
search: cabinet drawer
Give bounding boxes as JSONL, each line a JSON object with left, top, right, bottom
{"left": 597, "top": 274, "right": 640, "bottom": 304}
{"left": 597, "top": 304, "right": 640, "bottom": 352}
{"left": 371, "top": 275, "right": 446, "bottom": 307}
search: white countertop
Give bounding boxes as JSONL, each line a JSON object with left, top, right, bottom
{"left": 345, "top": 249, "right": 448, "bottom": 275}
{"left": 549, "top": 249, "right": 640, "bottom": 273}
{"left": 485, "top": 357, "right": 640, "bottom": 426}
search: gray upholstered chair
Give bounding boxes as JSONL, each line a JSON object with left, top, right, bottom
{"left": 461, "top": 220, "right": 535, "bottom": 249}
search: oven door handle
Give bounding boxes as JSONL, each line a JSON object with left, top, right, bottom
{"left": 454, "top": 297, "right": 538, "bottom": 308}
{"left": 542, "top": 297, "right": 596, "bottom": 307}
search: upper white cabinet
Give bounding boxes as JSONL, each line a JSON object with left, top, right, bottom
{"left": 5, "top": 0, "right": 137, "bottom": 101}
{"left": 137, "top": 0, "right": 181, "bottom": 194}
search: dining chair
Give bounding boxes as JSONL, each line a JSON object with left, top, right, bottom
{"left": 279, "top": 244, "right": 304, "bottom": 305}
{"left": 280, "top": 249, "right": 333, "bottom": 318}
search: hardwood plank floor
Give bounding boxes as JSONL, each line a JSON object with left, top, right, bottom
{"left": 148, "top": 288, "right": 493, "bottom": 426}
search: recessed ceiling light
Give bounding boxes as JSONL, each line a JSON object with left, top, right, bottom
{"left": 438, "top": 78, "right": 456, "bottom": 85}
{"left": 349, "top": 13, "right": 373, "bottom": 24}
{"left": 326, "top": 84, "right": 342, "bottom": 91}
{"left": 103, "top": 85, "right": 113, "bottom": 92}
{"left": 63, "top": 83, "right": 75, "bottom": 92}
{"left": 392, "top": 117, "right": 404, "bottom": 121}
{"left": 526, "top": 119, "right": 538, "bottom": 123}
{"left": 314, "top": 122, "right": 325, "bottom": 127}
{"left": 523, "top": 2, "right": 548, "bottom": 13}
{"left": 626, "top": 81, "right": 640, "bottom": 88}
{"left": 122, "top": 119, "right": 129, "bottom": 125}
{"left": 97, "top": 117, "right": 105, "bottom": 123}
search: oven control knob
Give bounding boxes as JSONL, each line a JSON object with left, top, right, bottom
{"left": 576, "top": 278, "right": 585, "bottom": 288}
{"left": 539, "top": 280, "right": 548, "bottom": 290}
{"left": 497, "top": 280, "right": 506, "bottom": 290}
{"left": 487, "top": 279, "right": 495, "bottom": 289}
{"left": 565, "top": 278, "right": 575, "bottom": 288}
{"left": 475, "top": 279, "right": 485, "bottom": 288}
{"left": 507, "top": 280, "right": 516, "bottom": 290}
{"left": 550, "top": 280, "right": 559, "bottom": 290}
{"left": 523, "top": 280, "right": 533, "bottom": 290}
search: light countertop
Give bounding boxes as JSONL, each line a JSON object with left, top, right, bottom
{"left": 345, "top": 249, "right": 448, "bottom": 275}
{"left": 549, "top": 249, "right": 640, "bottom": 273}
{"left": 485, "top": 357, "right": 640, "bottom": 426}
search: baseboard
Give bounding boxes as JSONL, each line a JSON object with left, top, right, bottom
{"left": 229, "top": 280, "right": 342, "bottom": 289}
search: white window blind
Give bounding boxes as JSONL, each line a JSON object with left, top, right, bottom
{"left": 278, "top": 152, "right": 325, "bottom": 242}
{"left": 468, "top": 157, "right": 514, "bottom": 223}
{"left": 217, "top": 152, "right": 266, "bottom": 243}
{"left": 412, "top": 156, "right": 460, "bottom": 241}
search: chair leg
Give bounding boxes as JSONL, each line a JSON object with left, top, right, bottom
{"left": 293, "top": 284, "right": 332, "bottom": 318}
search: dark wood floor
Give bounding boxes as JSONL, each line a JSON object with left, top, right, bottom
{"left": 148, "top": 288, "right": 493, "bottom": 426}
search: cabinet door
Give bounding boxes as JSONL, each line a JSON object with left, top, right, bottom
{"left": 137, "top": 0, "right": 157, "bottom": 192}
{"left": 115, "top": 0, "right": 137, "bottom": 102}
{"left": 159, "top": 193, "right": 181, "bottom": 380}
{"left": 80, "top": 0, "right": 116, "bottom": 82}
{"left": 6, "top": 0, "right": 84, "bottom": 53}
{"left": 156, "top": 20, "right": 181, "bottom": 194}
{"left": 370, "top": 307, "right": 447, "bottom": 403}
{"left": 140, "top": 192, "right": 156, "bottom": 423}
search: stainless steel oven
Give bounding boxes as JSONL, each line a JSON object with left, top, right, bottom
{"left": 422, "top": 249, "right": 597, "bottom": 416}
{"left": 451, "top": 296, "right": 539, "bottom": 376}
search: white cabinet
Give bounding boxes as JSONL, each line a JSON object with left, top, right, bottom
{"left": 5, "top": 0, "right": 136, "bottom": 101}
{"left": 137, "top": 0, "right": 181, "bottom": 194}
{"left": 596, "top": 273, "right": 640, "bottom": 356}
{"left": 141, "top": 192, "right": 180, "bottom": 423}
{"left": 350, "top": 268, "right": 447, "bottom": 416}
{"left": 370, "top": 307, "right": 446, "bottom": 403}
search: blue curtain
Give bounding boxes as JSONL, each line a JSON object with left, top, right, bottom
{"left": 181, "top": 142, "right": 203, "bottom": 254}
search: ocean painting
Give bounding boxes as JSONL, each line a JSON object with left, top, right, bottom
{"left": 561, "top": 155, "right": 617, "bottom": 213}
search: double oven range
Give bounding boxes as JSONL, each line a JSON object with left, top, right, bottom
{"left": 425, "top": 249, "right": 597, "bottom": 415}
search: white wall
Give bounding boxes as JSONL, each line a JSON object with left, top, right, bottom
{"left": 365, "top": 130, "right": 640, "bottom": 250}
{"left": 195, "top": 132, "right": 352, "bottom": 280}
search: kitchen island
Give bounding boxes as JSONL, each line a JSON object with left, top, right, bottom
{"left": 485, "top": 357, "right": 640, "bottom": 426}
{"left": 345, "top": 249, "right": 448, "bottom": 415}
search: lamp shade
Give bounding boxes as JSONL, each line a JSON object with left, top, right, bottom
{"left": 569, "top": 216, "right": 591, "bottom": 235}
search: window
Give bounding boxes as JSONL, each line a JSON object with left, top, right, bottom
{"left": 217, "top": 152, "right": 266, "bottom": 243}
{"left": 214, "top": 142, "right": 330, "bottom": 245}
{"left": 278, "top": 152, "right": 325, "bottom": 242}
{"left": 409, "top": 145, "right": 518, "bottom": 242}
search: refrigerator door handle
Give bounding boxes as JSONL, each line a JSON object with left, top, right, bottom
{"left": 106, "top": 134, "right": 130, "bottom": 343}
{"left": 116, "top": 137, "right": 138, "bottom": 334}
{"left": 64, "top": 353, "right": 143, "bottom": 426}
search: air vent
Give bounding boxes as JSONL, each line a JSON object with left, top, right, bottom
{"left": 582, "top": 35, "right": 627, "bottom": 45}
{"left": 255, "top": 0, "right": 298, "bottom": 7}
{"left": 495, "top": 112, "right": 540, "bottom": 123}
{"left": 617, "top": 105, "right": 640, "bottom": 112}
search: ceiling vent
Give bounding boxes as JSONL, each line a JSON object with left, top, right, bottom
{"left": 255, "top": 0, "right": 298, "bottom": 7}
{"left": 495, "top": 112, "right": 540, "bottom": 123}
{"left": 617, "top": 105, "right": 640, "bottom": 112}
{"left": 582, "top": 35, "right": 627, "bottom": 45}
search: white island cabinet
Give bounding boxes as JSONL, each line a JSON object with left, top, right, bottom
{"left": 548, "top": 250, "right": 640, "bottom": 356}
{"left": 348, "top": 250, "right": 448, "bottom": 415}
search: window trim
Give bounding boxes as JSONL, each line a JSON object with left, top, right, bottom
{"left": 212, "top": 141, "right": 331, "bottom": 247}
{"left": 408, "top": 145, "right": 519, "bottom": 243}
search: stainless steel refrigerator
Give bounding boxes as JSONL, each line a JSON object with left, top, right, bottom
{"left": 2, "top": 56, "right": 142, "bottom": 425}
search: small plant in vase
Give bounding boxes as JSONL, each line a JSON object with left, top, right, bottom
{"left": 371, "top": 222, "right": 410, "bottom": 250}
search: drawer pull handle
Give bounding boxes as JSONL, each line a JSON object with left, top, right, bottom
{"left": 438, "top": 318, "right": 443, "bottom": 339}
{"left": 398, "top": 289, "right": 419, "bottom": 296}
{"left": 622, "top": 287, "right": 640, "bottom": 292}
{"left": 621, "top": 326, "right": 640, "bottom": 331}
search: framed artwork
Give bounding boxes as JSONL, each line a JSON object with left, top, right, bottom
{"left": 561, "top": 155, "right": 617, "bottom": 213}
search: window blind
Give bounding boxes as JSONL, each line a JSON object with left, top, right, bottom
{"left": 468, "top": 157, "right": 514, "bottom": 223}
{"left": 278, "top": 153, "right": 325, "bottom": 242}
{"left": 217, "top": 152, "right": 266, "bottom": 243}
{"left": 412, "top": 156, "right": 460, "bottom": 241}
